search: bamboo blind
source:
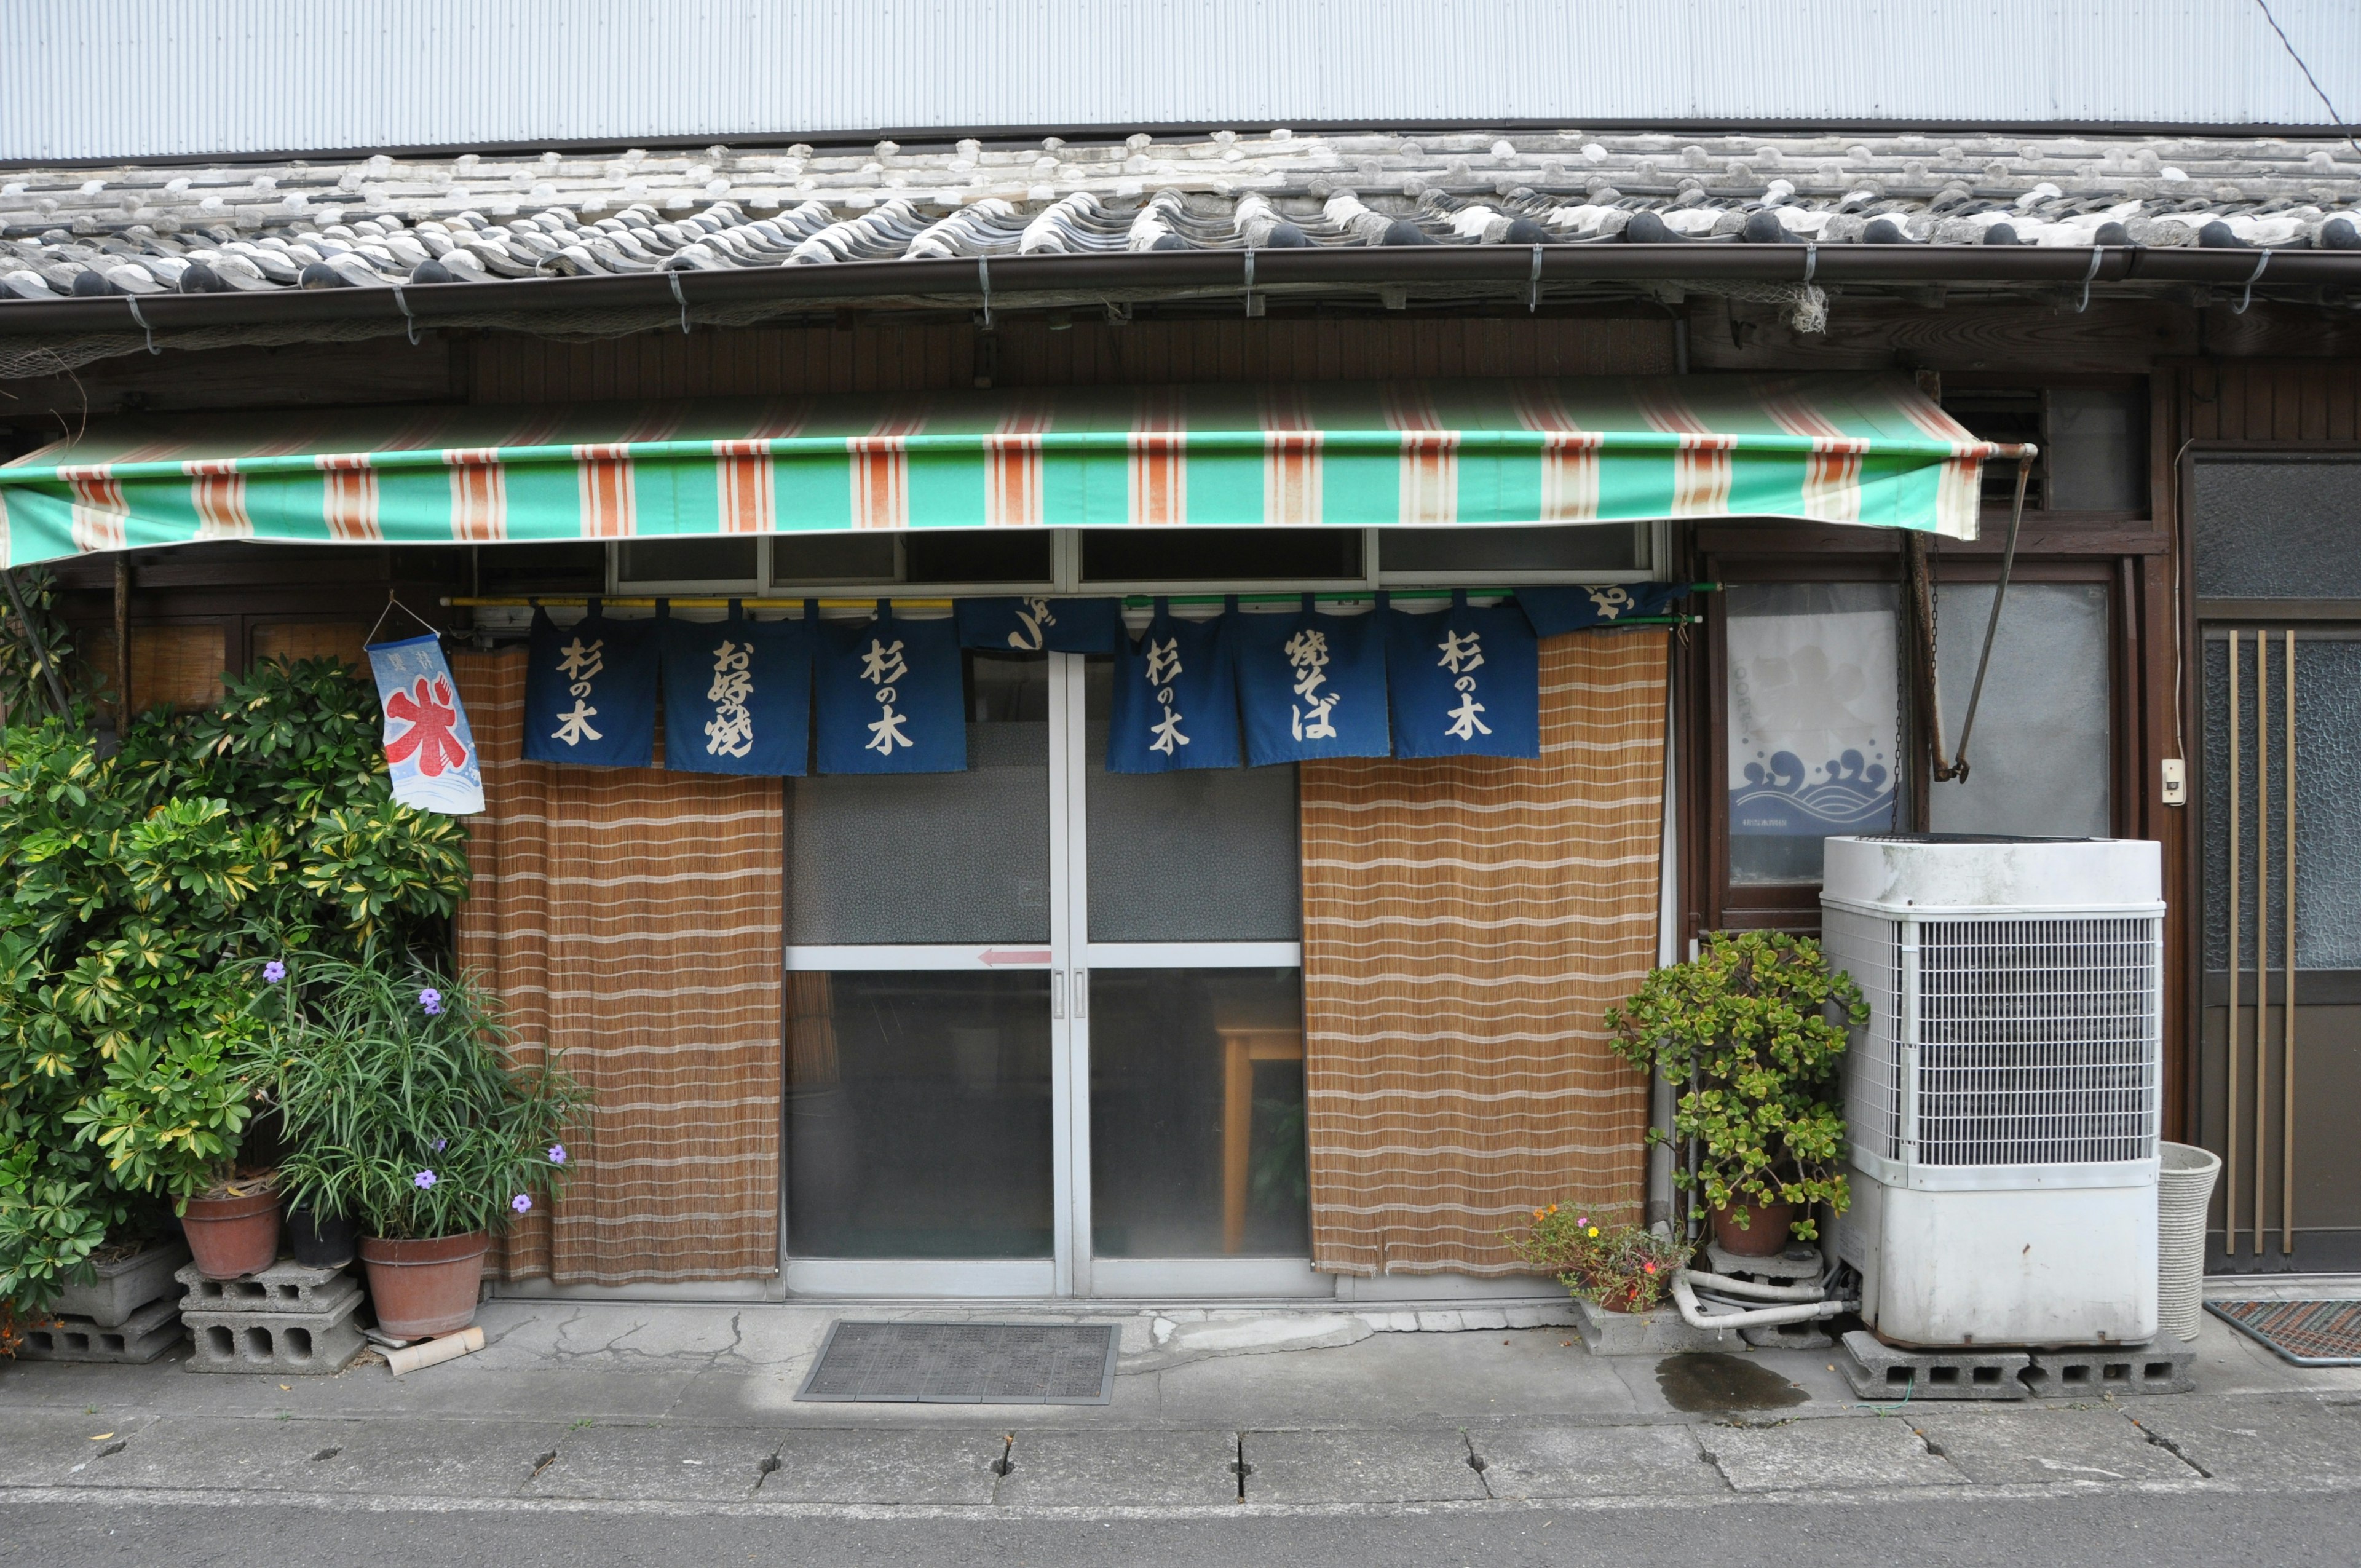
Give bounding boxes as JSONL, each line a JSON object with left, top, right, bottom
{"left": 82, "top": 624, "right": 226, "bottom": 715}
{"left": 1298, "top": 632, "right": 1667, "bottom": 1276}
{"left": 251, "top": 621, "right": 368, "bottom": 670}
{"left": 451, "top": 649, "right": 786, "bottom": 1285}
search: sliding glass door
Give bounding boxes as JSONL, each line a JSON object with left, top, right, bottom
{"left": 781, "top": 649, "right": 1317, "bottom": 1297}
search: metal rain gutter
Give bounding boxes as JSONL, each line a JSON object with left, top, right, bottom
{"left": 0, "top": 244, "right": 2347, "bottom": 336}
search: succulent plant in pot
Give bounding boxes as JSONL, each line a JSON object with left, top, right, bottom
{"left": 1607, "top": 930, "right": 1863, "bottom": 1256}
{"left": 252, "top": 956, "right": 582, "bottom": 1339}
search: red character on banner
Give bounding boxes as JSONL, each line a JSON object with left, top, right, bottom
{"left": 384, "top": 675, "right": 469, "bottom": 778}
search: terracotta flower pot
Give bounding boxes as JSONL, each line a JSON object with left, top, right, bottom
{"left": 1710, "top": 1199, "right": 1797, "bottom": 1257}
{"left": 359, "top": 1232, "right": 489, "bottom": 1339}
{"left": 181, "top": 1188, "right": 282, "bottom": 1280}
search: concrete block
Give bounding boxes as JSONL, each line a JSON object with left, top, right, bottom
{"left": 1460, "top": 1308, "right": 1511, "bottom": 1331}
{"left": 1414, "top": 1310, "right": 1466, "bottom": 1332}
{"left": 1243, "top": 1428, "right": 1489, "bottom": 1503}
{"left": 53, "top": 1241, "right": 189, "bottom": 1328}
{"left": 2021, "top": 1342, "right": 2196, "bottom": 1397}
{"left": 1910, "top": 1407, "right": 2199, "bottom": 1484}
{"left": 18, "top": 1296, "right": 183, "bottom": 1364}
{"left": 1470, "top": 1423, "right": 1726, "bottom": 1499}
{"left": 529, "top": 1424, "right": 779, "bottom": 1502}
{"left": 1704, "top": 1417, "right": 1969, "bottom": 1492}
{"left": 994, "top": 1428, "right": 1240, "bottom": 1507}
{"left": 1572, "top": 1297, "right": 1736, "bottom": 1356}
{"left": 757, "top": 1429, "right": 1006, "bottom": 1505}
{"left": 182, "top": 1292, "right": 363, "bottom": 1374}
{"left": 1704, "top": 1240, "right": 1824, "bottom": 1283}
{"left": 1741, "top": 1320, "right": 1833, "bottom": 1351}
{"left": 1839, "top": 1329, "right": 2029, "bottom": 1402}
{"left": 176, "top": 1258, "right": 355, "bottom": 1315}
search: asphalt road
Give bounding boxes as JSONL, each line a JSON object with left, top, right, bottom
{"left": 9, "top": 1489, "right": 2355, "bottom": 1568}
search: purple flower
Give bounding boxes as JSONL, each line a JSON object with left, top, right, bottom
{"left": 413, "top": 1170, "right": 437, "bottom": 1190}
{"left": 419, "top": 988, "right": 444, "bottom": 1016}
{"left": 262, "top": 960, "right": 287, "bottom": 984}
{"left": 547, "top": 1143, "right": 568, "bottom": 1166}
{"left": 430, "top": 1138, "right": 447, "bottom": 1153}
{"left": 511, "top": 1194, "right": 533, "bottom": 1214}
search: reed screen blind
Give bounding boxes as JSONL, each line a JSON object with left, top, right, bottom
{"left": 452, "top": 648, "right": 786, "bottom": 1285}
{"left": 1299, "top": 630, "right": 1666, "bottom": 1275}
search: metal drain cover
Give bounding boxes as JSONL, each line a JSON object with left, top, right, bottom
{"left": 795, "top": 1321, "right": 1120, "bottom": 1404}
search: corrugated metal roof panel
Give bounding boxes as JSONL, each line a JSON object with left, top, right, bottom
{"left": 3, "top": 0, "right": 2359, "bottom": 161}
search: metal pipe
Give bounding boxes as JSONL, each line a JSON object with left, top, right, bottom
{"left": 2227, "top": 633, "right": 2240, "bottom": 1257}
{"left": 2254, "top": 630, "right": 2269, "bottom": 1254}
{"left": 2284, "top": 628, "right": 2297, "bottom": 1257}
{"left": 2, "top": 245, "right": 2359, "bottom": 338}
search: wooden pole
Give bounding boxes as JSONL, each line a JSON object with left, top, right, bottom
{"left": 2253, "top": 630, "right": 2269, "bottom": 1255}
{"left": 2283, "top": 629, "right": 2297, "bottom": 1257}
{"left": 2226, "top": 633, "right": 2240, "bottom": 1258}
{"left": 113, "top": 553, "right": 131, "bottom": 722}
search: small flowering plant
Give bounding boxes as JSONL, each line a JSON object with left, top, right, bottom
{"left": 244, "top": 954, "right": 583, "bottom": 1242}
{"left": 1505, "top": 1205, "right": 1694, "bottom": 1314}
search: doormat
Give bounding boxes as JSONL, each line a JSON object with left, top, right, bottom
{"left": 2207, "top": 1299, "right": 2361, "bottom": 1366}
{"left": 794, "top": 1321, "right": 1120, "bottom": 1404}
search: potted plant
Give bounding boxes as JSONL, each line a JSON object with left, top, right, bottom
{"left": 1506, "top": 1206, "right": 1691, "bottom": 1313}
{"left": 1607, "top": 930, "right": 1862, "bottom": 1257}
{"left": 254, "top": 957, "right": 582, "bottom": 1339}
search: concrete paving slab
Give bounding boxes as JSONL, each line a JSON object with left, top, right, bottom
{"left": 1468, "top": 1422, "right": 1726, "bottom": 1499}
{"left": 1911, "top": 1406, "right": 2199, "bottom": 1484}
{"left": 56, "top": 1416, "right": 569, "bottom": 1497}
{"left": 1155, "top": 1328, "right": 1639, "bottom": 1426}
{"left": 1243, "top": 1428, "right": 1489, "bottom": 1504}
{"left": 0, "top": 1412, "right": 160, "bottom": 1486}
{"left": 994, "top": 1428, "right": 1240, "bottom": 1507}
{"left": 528, "top": 1423, "right": 780, "bottom": 1502}
{"left": 2127, "top": 1397, "right": 2361, "bottom": 1484}
{"left": 1703, "top": 1417, "right": 1969, "bottom": 1492}
{"left": 756, "top": 1428, "right": 1006, "bottom": 1505}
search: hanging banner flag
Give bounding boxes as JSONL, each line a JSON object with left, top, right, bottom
{"left": 1233, "top": 596, "right": 1391, "bottom": 766}
{"left": 658, "top": 602, "right": 814, "bottom": 777}
{"left": 1516, "top": 582, "right": 1689, "bottom": 636}
{"left": 364, "top": 632, "right": 484, "bottom": 815}
{"left": 522, "top": 603, "right": 657, "bottom": 768}
{"left": 815, "top": 604, "right": 967, "bottom": 774}
{"left": 954, "top": 596, "right": 1128, "bottom": 655}
{"left": 1383, "top": 592, "right": 1541, "bottom": 759}
{"left": 1106, "top": 598, "right": 1241, "bottom": 773}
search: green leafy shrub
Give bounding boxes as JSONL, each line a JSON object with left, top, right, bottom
{"left": 1606, "top": 930, "right": 1864, "bottom": 1244}
{"left": 256, "top": 959, "right": 581, "bottom": 1241}
{"left": 1506, "top": 1205, "right": 1693, "bottom": 1313}
{"left": 0, "top": 658, "right": 472, "bottom": 1314}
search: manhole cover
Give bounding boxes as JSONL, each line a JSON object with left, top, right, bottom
{"left": 794, "top": 1321, "right": 1120, "bottom": 1404}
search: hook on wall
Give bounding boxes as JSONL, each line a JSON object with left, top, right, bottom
{"left": 669, "top": 269, "right": 692, "bottom": 334}
{"left": 392, "top": 283, "right": 420, "bottom": 345}
{"left": 2234, "top": 250, "right": 2271, "bottom": 315}
{"left": 125, "top": 296, "right": 159, "bottom": 355}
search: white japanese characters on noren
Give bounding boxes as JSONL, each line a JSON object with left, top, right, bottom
{"left": 1284, "top": 626, "right": 1340, "bottom": 742}
{"left": 860, "top": 636, "right": 914, "bottom": 755}
{"left": 1144, "top": 635, "right": 1187, "bottom": 756}
{"left": 703, "top": 638, "right": 755, "bottom": 758}
{"left": 550, "top": 635, "right": 605, "bottom": 746}
{"left": 1005, "top": 596, "right": 1056, "bottom": 651}
{"left": 1436, "top": 627, "right": 1490, "bottom": 742}
{"left": 1585, "top": 585, "right": 1635, "bottom": 620}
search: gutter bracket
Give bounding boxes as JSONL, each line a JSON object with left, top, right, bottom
{"left": 125, "top": 296, "right": 159, "bottom": 355}
{"left": 978, "top": 257, "right": 992, "bottom": 329}
{"left": 1243, "top": 247, "right": 1256, "bottom": 317}
{"left": 2234, "top": 249, "right": 2270, "bottom": 315}
{"left": 1527, "top": 244, "right": 1544, "bottom": 312}
{"left": 668, "top": 270, "right": 691, "bottom": 335}
{"left": 1801, "top": 242, "right": 1817, "bottom": 285}
{"left": 392, "top": 283, "right": 419, "bottom": 345}
{"left": 2075, "top": 247, "right": 2102, "bottom": 314}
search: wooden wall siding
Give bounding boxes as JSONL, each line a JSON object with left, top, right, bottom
{"left": 0, "top": 339, "right": 460, "bottom": 434}
{"left": 466, "top": 315, "right": 1676, "bottom": 403}
{"left": 251, "top": 621, "right": 368, "bottom": 670}
{"left": 2176, "top": 358, "right": 2361, "bottom": 445}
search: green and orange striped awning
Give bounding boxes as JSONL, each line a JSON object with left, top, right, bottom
{"left": 0, "top": 374, "right": 2015, "bottom": 567}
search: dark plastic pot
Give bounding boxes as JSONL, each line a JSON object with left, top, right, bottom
{"left": 181, "top": 1188, "right": 282, "bottom": 1279}
{"left": 285, "top": 1204, "right": 357, "bottom": 1270}
{"left": 358, "top": 1232, "right": 489, "bottom": 1339}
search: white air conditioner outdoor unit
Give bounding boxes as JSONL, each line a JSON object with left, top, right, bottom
{"left": 1821, "top": 834, "right": 2164, "bottom": 1349}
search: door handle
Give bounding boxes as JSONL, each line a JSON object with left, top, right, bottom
{"left": 1051, "top": 970, "right": 1065, "bottom": 1019}
{"left": 1074, "top": 969, "right": 1087, "bottom": 1019}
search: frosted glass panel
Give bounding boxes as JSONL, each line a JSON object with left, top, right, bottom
{"left": 789, "top": 655, "right": 1050, "bottom": 944}
{"left": 2203, "top": 635, "right": 2361, "bottom": 970}
{"left": 1928, "top": 583, "right": 2111, "bottom": 839}
{"left": 1725, "top": 583, "right": 1900, "bottom": 884}
{"left": 2193, "top": 460, "right": 2361, "bottom": 600}
{"left": 1084, "top": 662, "right": 1301, "bottom": 942}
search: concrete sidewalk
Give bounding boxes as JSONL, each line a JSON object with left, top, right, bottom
{"left": 4, "top": 1289, "right": 2359, "bottom": 1516}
